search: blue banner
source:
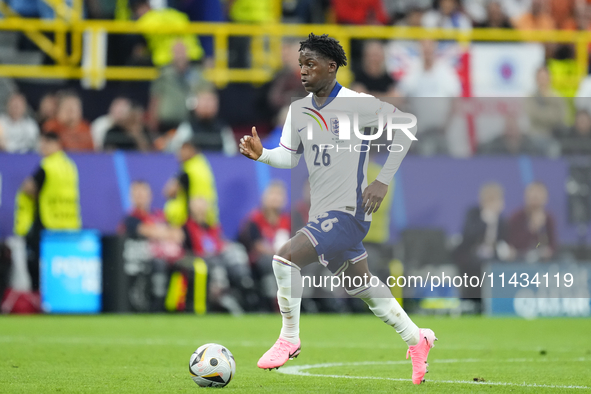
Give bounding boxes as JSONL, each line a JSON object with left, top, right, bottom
{"left": 40, "top": 230, "right": 102, "bottom": 313}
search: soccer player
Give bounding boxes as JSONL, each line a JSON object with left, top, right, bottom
{"left": 239, "top": 33, "right": 436, "bottom": 385}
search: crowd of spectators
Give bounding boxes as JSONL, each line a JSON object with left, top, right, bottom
{"left": 1, "top": 0, "right": 591, "bottom": 158}
{"left": 2, "top": 0, "right": 591, "bottom": 314}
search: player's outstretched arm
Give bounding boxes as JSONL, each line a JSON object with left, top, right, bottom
{"left": 239, "top": 127, "right": 263, "bottom": 161}
{"left": 239, "top": 126, "right": 300, "bottom": 169}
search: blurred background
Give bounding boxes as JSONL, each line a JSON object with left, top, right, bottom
{"left": 0, "top": 0, "right": 590, "bottom": 319}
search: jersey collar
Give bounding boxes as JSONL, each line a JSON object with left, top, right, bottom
{"left": 311, "top": 81, "right": 342, "bottom": 111}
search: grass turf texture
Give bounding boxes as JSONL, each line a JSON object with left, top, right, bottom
{"left": 1, "top": 314, "right": 590, "bottom": 393}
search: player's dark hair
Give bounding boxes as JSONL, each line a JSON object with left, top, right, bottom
{"left": 299, "top": 33, "right": 347, "bottom": 69}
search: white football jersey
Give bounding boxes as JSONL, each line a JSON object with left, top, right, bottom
{"left": 279, "top": 83, "right": 397, "bottom": 221}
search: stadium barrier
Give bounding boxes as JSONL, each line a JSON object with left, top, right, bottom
{"left": 0, "top": 13, "right": 589, "bottom": 88}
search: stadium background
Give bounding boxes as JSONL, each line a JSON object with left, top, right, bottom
{"left": 0, "top": 0, "right": 590, "bottom": 319}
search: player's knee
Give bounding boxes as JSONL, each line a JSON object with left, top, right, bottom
{"left": 276, "top": 242, "right": 292, "bottom": 262}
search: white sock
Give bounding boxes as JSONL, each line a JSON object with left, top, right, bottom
{"left": 272, "top": 255, "right": 302, "bottom": 345}
{"left": 346, "top": 277, "right": 420, "bottom": 346}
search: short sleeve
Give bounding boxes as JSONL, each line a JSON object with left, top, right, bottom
{"left": 278, "top": 106, "right": 303, "bottom": 153}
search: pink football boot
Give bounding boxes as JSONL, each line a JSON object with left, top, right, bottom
{"left": 406, "top": 328, "right": 437, "bottom": 384}
{"left": 257, "top": 338, "right": 301, "bottom": 370}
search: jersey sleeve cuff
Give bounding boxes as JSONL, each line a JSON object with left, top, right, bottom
{"left": 257, "top": 148, "right": 269, "bottom": 162}
{"left": 280, "top": 142, "right": 298, "bottom": 152}
{"left": 376, "top": 173, "right": 392, "bottom": 186}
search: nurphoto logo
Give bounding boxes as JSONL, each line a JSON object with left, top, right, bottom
{"left": 300, "top": 109, "right": 418, "bottom": 152}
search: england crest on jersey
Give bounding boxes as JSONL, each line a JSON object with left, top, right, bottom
{"left": 330, "top": 117, "right": 339, "bottom": 137}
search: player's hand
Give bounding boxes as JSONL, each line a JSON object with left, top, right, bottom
{"left": 362, "top": 180, "right": 388, "bottom": 214}
{"left": 239, "top": 127, "right": 263, "bottom": 160}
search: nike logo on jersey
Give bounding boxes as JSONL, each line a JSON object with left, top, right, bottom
{"left": 297, "top": 127, "right": 306, "bottom": 133}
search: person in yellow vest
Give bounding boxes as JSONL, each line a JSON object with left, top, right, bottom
{"left": 163, "top": 139, "right": 219, "bottom": 228}
{"left": 132, "top": 0, "right": 205, "bottom": 68}
{"left": 18, "top": 132, "right": 82, "bottom": 291}
{"left": 226, "top": 0, "right": 275, "bottom": 68}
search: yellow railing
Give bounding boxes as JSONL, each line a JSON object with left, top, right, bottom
{"left": 0, "top": 16, "right": 590, "bottom": 88}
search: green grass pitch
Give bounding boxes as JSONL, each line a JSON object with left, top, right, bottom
{"left": 1, "top": 314, "right": 590, "bottom": 393}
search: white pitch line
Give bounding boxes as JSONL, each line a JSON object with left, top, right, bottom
{"left": 0, "top": 336, "right": 581, "bottom": 353}
{"left": 276, "top": 360, "right": 591, "bottom": 390}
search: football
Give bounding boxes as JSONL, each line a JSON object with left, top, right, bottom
{"left": 189, "top": 343, "right": 236, "bottom": 387}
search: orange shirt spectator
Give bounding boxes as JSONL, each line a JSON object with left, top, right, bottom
{"left": 330, "top": 0, "right": 389, "bottom": 25}
{"left": 551, "top": 0, "right": 577, "bottom": 30}
{"left": 514, "top": 0, "right": 556, "bottom": 30}
{"left": 43, "top": 93, "right": 94, "bottom": 152}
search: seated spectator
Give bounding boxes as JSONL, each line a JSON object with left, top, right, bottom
{"left": 454, "top": 183, "right": 511, "bottom": 291}
{"left": 266, "top": 38, "right": 308, "bottom": 116}
{"left": 132, "top": 0, "right": 205, "bottom": 67}
{"left": 238, "top": 181, "right": 290, "bottom": 311}
{"left": 183, "top": 197, "right": 255, "bottom": 313}
{"left": 121, "top": 180, "right": 183, "bottom": 247}
{"left": 461, "top": 0, "right": 488, "bottom": 25}
{"left": 501, "top": 0, "right": 534, "bottom": 21}
{"left": 475, "top": 1, "right": 513, "bottom": 28}
{"left": 398, "top": 40, "right": 462, "bottom": 98}
{"left": 526, "top": 66, "right": 568, "bottom": 139}
{"left": 478, "top": 114, "right": 550, "bottom": 156}
{"left": 148, "top": 42, "right": 210, "bottom": 134}
{"left": 104, "top": 103, "right": 151, "bottom": 151}
{"left": 550, "top": 0, "right": 577, "bottom": 30}
{"left": 42, "top": 92, "right": 94, "bottom": 152}
{"left": 351, "top": 40, "right": 398, "bottom": 98}
{"left": 0, "top": 93, "right": 39, "bottom": 153}
{"left": 36, "top": 93, "right": 57, "bottom": 128}
{"left": 513, "top": 0, "right": 555, "bottom": 30}
{"left": 508, "top": 182, "right": 557, "bottom": 262}
{"left": 398, "top": 40, "right": 461, "bottom": 155}
{"left": 560, "top": 110, "right": 591, "bottom": 155}
{"left": 170, "top": 90, "right": 236, "bottom": 155}
{"left": 91, "top": 97, "right": 132, "bottom": 150}
{"left": 395, "top": 6, "right": 426, "bottom": 27}
{"left": 331, "top": 0, "right": 390, "bottom": 25}
{"left": 421, "top": 0, "right": 472, "bottom": 30}
{"left": 120, "top": 180, "right": 184, "bottom": 311}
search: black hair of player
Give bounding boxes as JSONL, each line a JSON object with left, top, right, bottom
{"left": 299, "top": 33, "right": 348, "bottom": 70}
